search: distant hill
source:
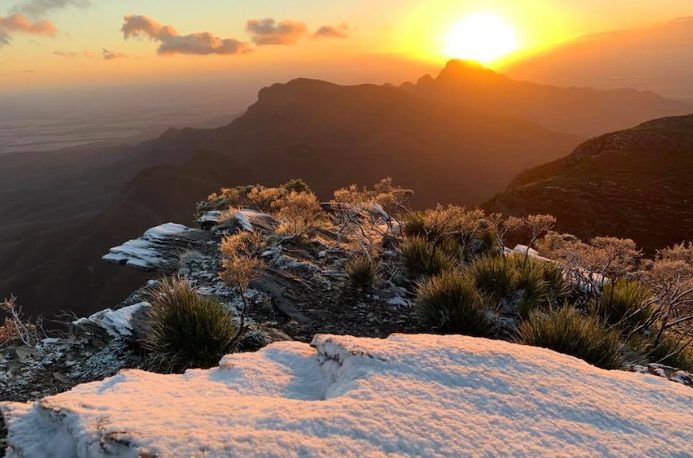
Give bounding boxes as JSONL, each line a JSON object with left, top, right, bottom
{"left": 4, "top": 64, "right": 690, "bottom": 317}
{"left": 406, "top": 60, "right": 691, "bottom": 137}
{"left": 1, "top": 78, "right": 580, "bottom": 317}
{"left": 484, "top": 115, "right": 693, "bottom": 253}
{"left": 506, "top": 18, "right": 693, "bottom": 100}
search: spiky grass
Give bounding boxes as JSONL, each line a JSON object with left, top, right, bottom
{"left": 517, "top": 307, "right": 624, "bottom": 369}
{"left": 416, "top": 271, "right": 494, "bottom": 336}
{"left": 143, "top": 277, "right": 237, "bottom": 373}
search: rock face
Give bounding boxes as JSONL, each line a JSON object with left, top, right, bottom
{"left": 3, "top": 334, "right": 693, "bottom": 457}
{"left": 485, "top": 114, "right": 693, "bottom": 253}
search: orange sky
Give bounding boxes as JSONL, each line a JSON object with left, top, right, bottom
{"left": 1, "top": 0, "right": 693, "bottom": 91}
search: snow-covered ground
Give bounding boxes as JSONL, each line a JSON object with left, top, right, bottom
{"left": 3, "top": 334, "right": 693, "bottom": 457}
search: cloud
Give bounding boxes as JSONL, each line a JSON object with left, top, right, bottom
{"left": 101, "top": 48, "right": 127, "bottom": 60}
{"left": 246, "top": 18, "right": 308, "bottom": 45}
{"left": 121, "top": 15, "right": 250, "bottom": 56}
{"left": 0, "top": 13, "right": 57, "bottom": 45}
{"left": 312, "top": 23, "right": 352, "bottom": 39}
{"left": 53, "top": 49, "right": 78, "bottom": 57}
{"left": 10, "top": 0, "right": 89, "bottom": 18}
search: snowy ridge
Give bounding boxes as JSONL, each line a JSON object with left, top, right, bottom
{"left": 3, "top": 334, "right": 693, "bottom": 457}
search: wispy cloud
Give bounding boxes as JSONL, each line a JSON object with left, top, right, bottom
{"left": 53, "top": 49, "right": 78, "bottom": 57}
{"left": 10, "top": 0, "right": 89, "bottom": 19}
{"left": 122, "top": 15, "right": 250, "bottom": 56}
{"left": 312, "top": 23, "right": 352, "bottom": 39}
{"left": 0, "top": 13, "right": 57, "bottom": 45}
{"left": 246, "top": 18, "right": 308, "bottom": 45}
{"left": 101, "top": 48, "right": 126, "bottom": 60}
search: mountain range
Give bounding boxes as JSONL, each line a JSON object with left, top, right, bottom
{"left": 507, "top": 17, "right": 693, "bottom": 99}
{"left": 485, "top": 114, "right": 693, "bottom": 254}
{"left": 1, "top": 62, "right": 691, "bottom": 317}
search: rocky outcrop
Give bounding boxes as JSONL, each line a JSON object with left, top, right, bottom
{"left": 102, "top": 223, "right": 213, "bottom": 272}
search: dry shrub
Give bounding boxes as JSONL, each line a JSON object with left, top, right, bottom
{"left": 220, "top": 231, "right": 266, "bottom": 346}
{"left": 273, "top": 191, "right": 325, "bottom": 238}
{"left": 0, "top": 296, "right": 42, "bottom": 348}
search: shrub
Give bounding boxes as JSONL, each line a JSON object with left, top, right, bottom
{"left": 143, "top": 278, "right": 238, "bottom": 372}
{"left": 516, "top": 307, "right": 624, "bottom": 369}
{"left": 0, "top": 296, "right": 43, "bottom": 348}
{"left": 591, "top": 280, "right": 652, "bottom": 330}
{"left": 416, "top": 271, "right": 494, "bottom": 336}
{"left": 468, "top": 255, "right": 517, "bottom": 300}
{"left": 273, "top": 191, "right": 325, "bottom": 238}
{"left": 400, "top": 236, "right": 455, "bottom": 278}
{"left": 402, "top": 212, "right": 427, "bottom": 238}
{"left": 281, "top": 178, "right": 313, "bottom": 195}
{"left": 646, "top": 333, "right": 693, "bottom": 372}
{"left": 345, "top": 255, "right": 381, "bottom": 288}
{"left": 514, "top": 260, "right": 550, "bottom": 318}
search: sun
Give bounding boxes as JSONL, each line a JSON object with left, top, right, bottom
{"left": 444, "top": 12, "right": 519, "bottom": 65}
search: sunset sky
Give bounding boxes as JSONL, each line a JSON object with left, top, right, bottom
{"left": 1, "top": 0, "right": 693, "bottom": 91}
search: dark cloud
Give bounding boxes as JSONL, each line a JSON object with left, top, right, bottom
{"left": 312, "top": 23, "right": 352, "bottom": 39}
{"left": 122, "top": 15, "right": 250, "bottom": 56}
{"left": 101, "top": 48, "right": 127, "bottom": 60}
{"left": 10, "top": 0, "right": 89, "bottom": 18}
{"left": 246, "top": 18, "right": 308, "bottom": 45}
{"left": 0, "top": 13, "right": 57, "bottom": 45}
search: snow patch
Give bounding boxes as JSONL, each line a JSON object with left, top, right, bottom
{"left": 3, "top": 334, "right": 693, "bottom": 457}
{"left": 102, "top": 223, "right": 189, "bottom": 270}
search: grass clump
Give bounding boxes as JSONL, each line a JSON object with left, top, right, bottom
{"left": 400, "top": 236, "right": 455, "bottom": 278}
{"left": 517, "top": 307, "right": 624, "bottom": 369}
{"left": 590, "top": 280, "right": 652, "bottom": 330}
{"left": 345, "top": 255, "right": 381, "bottom": 288}
{"left": 143, "top": 277, "right": 237, "bottom": 373}
{"left": 416, "top": 271, "right": 494, "bottom": 336}
{"left": 465, "top": 255, "right": 568, "bottom": 317}
{"left": 468, "top": 255, "right": 517, "bottom": 300}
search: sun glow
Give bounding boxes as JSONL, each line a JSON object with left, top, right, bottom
{"left": 445, "top": 12, "right": 519, "bottom": 64}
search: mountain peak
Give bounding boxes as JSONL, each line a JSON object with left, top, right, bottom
{"left": 438, "top": 59, "right": 501, "bottom": 81}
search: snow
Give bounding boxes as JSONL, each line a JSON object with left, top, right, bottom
{"left": 235, "top": 209, "right": 254, "bottom": 231}
{"left": 73, "top": 302, "right": 150, "bottom": 338}
{"left": 102, "top": 223, "right": 189, "bottom": 270}
{"left": 3, "top": 334, "right": 693, "bottom": 457}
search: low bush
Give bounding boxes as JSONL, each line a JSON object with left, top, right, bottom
{"left": 345, "top": 255, "right": 380, "bottom": 288}
{"left": 516, "top": 307, "right": 624, "bottom": 369}
{"left": 400, "top": 236, "right": 455, "bottom": 278}
{"left": 143, "top": 277, "right": 238, "bottom": 372}
{"left": 590, "top": 280, "right": 652, "bottom": 330}
{"left": 646, "top": 333, "right": 693, "bottom": 372}
{"left": 416, "top": 271, "right": 494, "bottom": 336}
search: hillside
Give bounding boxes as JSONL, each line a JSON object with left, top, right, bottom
{"left": 406, "top": 60, "right": 692, "bottom": 137}
{"left": 484, "top": 115, "right": 693, "bottom": 253}
{"left": 1, "top": 78, "right": 580, "bottom": 317}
